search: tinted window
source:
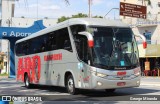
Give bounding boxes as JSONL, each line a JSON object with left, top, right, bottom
{"left": 70, "top": 25, "right": 86, "bottom": 37}
{"left": 15, "top": 27, "right": 72, "bottom": 56}
{"left": 74, "top": 35, "right": 89, "bottom": 63}
{"left": 88, "top": 26, "right": 139, "bottom": 69}
{"left": 70, "top": 25, "right": 87, "bottom": 62}
{"left": 56, "top": 28, "right": 72, "bottom": 52}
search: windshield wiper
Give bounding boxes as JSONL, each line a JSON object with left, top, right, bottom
{"left": 94, "top": 63, "right": 110, "bottom": 69}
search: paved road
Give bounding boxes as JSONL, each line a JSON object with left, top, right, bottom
{"left": 0, "top": 77, "right": 160, "bottom": 104}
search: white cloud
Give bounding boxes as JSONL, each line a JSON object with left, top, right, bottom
{"left": 28, "top": 4, "right": 60, "bottom": 10}
{"left": 14, "top": 2, "right": 76, "bottom": 18}
{"left": 14, "top": 0, "right": 64, "bottom": 18}
{"left": 83, "top": 0, "right": 104, "bottom": 5}
{"left": 14, "top": 0, "right": 120, "bottom": 19}
{"left": 92, "top": 0, "right": 103, "bottom": 5}
{"left": 45, "top": 5, "right": 60, "bottom": 10}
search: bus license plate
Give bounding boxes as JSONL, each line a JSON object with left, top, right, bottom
{"left": 117, "top": 82, "right": 126, "bottom": 86}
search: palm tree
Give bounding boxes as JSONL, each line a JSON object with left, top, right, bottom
{"left": 146, "top": 0, "right": 151, "bottom": 5}
{"left": 142, "top": 0, "right": 151, "bottom": 6}
{"left": 147, "top": 0, "right": 151, "bottom": 5}
{"left": 64, "top": 0, "right": 70, "bottom": 5}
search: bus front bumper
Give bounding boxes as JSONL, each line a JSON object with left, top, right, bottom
{"left": 90, "top": 75, "right": 141, "bottom": 89}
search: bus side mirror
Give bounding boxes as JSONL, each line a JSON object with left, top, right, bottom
{"left": 143, "top": 42, "right": 147, "bottom": 49}
{"left": 134, "top": 34, "right": 147, "bottom": 49}
{"left": 88, "top": 40, "right": 94, "bottom": 48}
{"left": 78, "top": 31, "right": 94, "bottom": 48}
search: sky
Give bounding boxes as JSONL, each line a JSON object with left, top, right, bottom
{"left": 14, "top": 0, "right": 120, "bottom": 19}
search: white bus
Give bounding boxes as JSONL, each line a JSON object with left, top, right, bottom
{"left": 15, "top": 18, "right": 146, "bottom": 94}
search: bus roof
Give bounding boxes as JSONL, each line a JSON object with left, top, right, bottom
{"left": 16, "top": 18, "right": 129, "bottom": 44}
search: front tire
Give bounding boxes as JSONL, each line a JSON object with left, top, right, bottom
{"left": 66, "top": 75, "right": 77, "bottom": 95}
{"left": 24, "top": 74, "right": 31, "bottom": 88}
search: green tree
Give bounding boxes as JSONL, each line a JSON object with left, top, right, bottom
{"left": 147, "top": 0, "right": 151, "bottom": 5}
{"left": 0, "top": 63, "right": 3, "bottom": 70}
{"left": 72, "top": 13, "right": 88, "bottom": 18}
{"left": 57, "top": 16, "right": 70, "bottom": 23}
{"left": 57, "top": 13, "right": 102, "bottom": 23}
{"left": 93, "top": 15, "right": 103, "bottom": 18}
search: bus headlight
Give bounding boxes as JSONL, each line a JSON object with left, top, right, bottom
{"left": 134, "top": 71, "right": 140, "bottom": 76}
{"left": 134, "top": 67, "right": 141, "bottom": 76}
{"left": 96, "top": 72, "right": 107, "bottom": 78}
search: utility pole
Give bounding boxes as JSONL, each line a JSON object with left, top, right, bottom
{"left": 37, "top": 0, "right": 39, "bottom": 20}
{"left": 88, "top": 0, "right": 91, "bottom": 18}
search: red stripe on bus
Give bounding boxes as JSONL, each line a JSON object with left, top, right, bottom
{"left": 44, "top": 53, "right": 62, "bottom": 61}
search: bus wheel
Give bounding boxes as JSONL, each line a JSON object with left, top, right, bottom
{"left": 66, "top": 75, "right": 77, "bottom": 95}
{"left": 24, "top": 74, "right": 31, "bottom": 88}
{"left": 105, "top": 89, "right": 116, "bottom": 93}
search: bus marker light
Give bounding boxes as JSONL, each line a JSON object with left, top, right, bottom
{"left": 97, "top": 81, "right": 102, "bottom": 86}
{"left": 134, "top": 67, "right": 140, "bottom": 76}
{"left": 143, "top": 41, "right": 147, "bottom": 49}
{"left": 117, "top": 82, "right": 126, "bottom": 86}
{"left": 88, "top": 40, "right": 94, "bottom": 47}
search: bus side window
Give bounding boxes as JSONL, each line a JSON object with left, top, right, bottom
{"left": 70, "top": 25, "right": 86, "bottom": 37}
{"left": 15, "top": 43, "right": 22, "bottom": 56}
{"left": 41, "top": 37, "right": 47, "bottom": 52}
{"left": 30, "top": 38, "right": 38, "bottom": 54}
{"left": 22, "top": 41, "right": 29, "bottom": 55}
{"left": 75, "top": 35, "right": 89, "bottom": 63}
{"left": 25, "top": 42, "right": 29, "bottom": 55}
{"left": 57, "top": 28, "right": 73, "bottom": 52}
{"left": 48, "top": 32, "right": 57, "bottom": 51}
{"left": 64, "top": 40, "right": 72, "bottom": 51}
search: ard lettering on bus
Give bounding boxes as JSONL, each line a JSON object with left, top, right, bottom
{"left": 17, "top": 58, "right": 23, "bottom": 81}
{"left": 44, "top": 53, "right": 62, "bottom": 61}
{"left": 17, "top": 55, "right": 41, "bottom": 83}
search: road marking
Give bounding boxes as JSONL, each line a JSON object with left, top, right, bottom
{"left": 140, "top": 83, "right": 160, "bottom": 87}
{"left": 0, "top": 86, "right": 21, "bottom": 88}
{"left": 38, "top": 93, "right": 70, "bottom": 95}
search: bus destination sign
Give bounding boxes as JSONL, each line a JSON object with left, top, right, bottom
{"left": 120, "top": 2, "right": 147, "bottom": 19}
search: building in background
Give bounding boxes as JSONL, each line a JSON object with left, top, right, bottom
{"left": 0, "top": 0, "right": 58, "bottom": 75}
{"left": 0, "top": 40, "right": 9, "bottom": 74}
{"left": 0, "top": 52, "right": 7, "bottom": 74}
{"left": 120, "top": 0, "right": 160, "bottom": 43}
{"left": 120, "top": 0, "right": 160, "bottom": 76}
{"left": 0, "top": 0, "right": 57, "bottom": 27}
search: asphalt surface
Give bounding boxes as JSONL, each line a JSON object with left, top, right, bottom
{"left": 0, "top": 77, "right": 160, "bottom": 104}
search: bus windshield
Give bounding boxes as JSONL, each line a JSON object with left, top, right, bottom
{"left": 88, "top": 26, "right": 139, "bottom": 69}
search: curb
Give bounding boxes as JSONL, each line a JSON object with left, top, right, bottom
{"left": 140, "top": 84, "right": 160, "bottom": 87}
{"left": 141, "top": 76, "right": 160, "bottom": 78}
{"left": 0, "top": 76, "right": 9, "bottom": 79}
{"left": 140, "top": 82, "right": 160, "bottom": 87}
